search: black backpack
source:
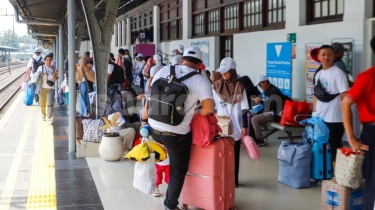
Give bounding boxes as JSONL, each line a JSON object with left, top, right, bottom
{"left": 148, "top": 65, "right": 199, "bottom": 126}
{"left": 32, "top": 57, "right": 44, "bottom": 73}
{"left": 108, "top": 61, "right": 125, "bottom": 86}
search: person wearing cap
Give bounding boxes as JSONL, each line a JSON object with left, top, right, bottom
{"left": 313, "top": 44, "right": 349, "bottom": 163}
{"left": 141, "top": 47, "right": 214, "bottom": 210}
{"left": 172, "top": 44, "right": 184, "bottom": 66}
{"left": 24, "top": 47, "right": 43, "bottom": 105}
{"left": 133, "top": 53, "right": 146, "bottom": 91}
{"left": 171, "top": 55, "right": 182, "bottom": 66}
{"left": 251, "top": 75, "right": 291, "bottom": 146}
{"left": 341, "top": 36, "right": 375, "bottom": 210}
{"left": 146, "top": 54, "right": 164, "bottom": 94}
{"left": 212, "top": 57, "right": 249, "bottom": 188}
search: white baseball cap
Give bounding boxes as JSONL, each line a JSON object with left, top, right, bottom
{"left": 182, "top": 47, "right": 202, "bottom": 61}
{"left": 34, "top": 47, "right": 41, "bottom": 53}
{"left": 136, "top": 53, "right": 144, "bottom": 58}
{"left": 176, "top": 44, "right": 184, "bottom": 54}
{"left": 255, "top": 75, "right": 269, "bottom": 86}
{"left": 216, "top": 57, "right": 236, "bottom": 73}
{"left": 75, "top": 50, "right": 79, "bottom": 54}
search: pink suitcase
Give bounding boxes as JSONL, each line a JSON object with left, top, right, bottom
{"left": 181, "top": 138, "right": 236, "bottom": 210}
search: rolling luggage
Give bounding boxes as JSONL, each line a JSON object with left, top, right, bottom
{"left": 301, "top": 122, "right": 333, "bottom": 181}
{"left": 181, "top": 138, "right": 236, "bottom": 210}
{"left": 311, "top": 141, "right": 333, "bottom": 181}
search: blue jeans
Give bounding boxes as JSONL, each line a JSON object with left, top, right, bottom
{"left": 78, "top": 83, "right": 90, "bottom": 115}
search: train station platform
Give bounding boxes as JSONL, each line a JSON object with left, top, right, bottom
{"left": 0, "top": 92, "right": 323, "bottom": 210}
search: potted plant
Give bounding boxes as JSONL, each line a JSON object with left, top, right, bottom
{"left": 98, "top": 113, "right": 124, "bottom": 161}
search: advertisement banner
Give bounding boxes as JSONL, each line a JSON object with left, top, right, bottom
{"left": 266, "top": 42, "right": 292, "bottom": 97}
{"left": 305, "top": 43, "right": 323, "bottom": 102}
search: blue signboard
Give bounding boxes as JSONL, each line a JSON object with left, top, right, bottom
{"left": 266, "top": 42, "right": 292, "bottom": 97}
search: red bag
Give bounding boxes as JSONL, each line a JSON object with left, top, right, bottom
{"left": 133, "top": 132, "right": 141, "bottom": 147}
{"left": 280, "top": 100, "right": 311, "bottom": 126}
{"left": 123, "top": 78, "right": 130, "bottom": 88}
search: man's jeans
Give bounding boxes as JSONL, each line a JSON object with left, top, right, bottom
{"left": 150, "top": 129, "right": 192, "bottom": 209}
{"left": 31, "top": 83, "right": 39, "bottom": 103}
{"left": 57, "top": 87, "right": 65, "bottom": 105}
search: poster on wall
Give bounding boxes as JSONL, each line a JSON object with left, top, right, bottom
{"left": 191, "top": 41, "right": 209, "bottom": 67}
{"left": 305, "top": 43, "right": 323, "bottom": 102}
{"left": 287, "top": 33, "right": 297, "bottom": 59}
{"left": 331, "top": 38, "right": 355, "bottom": 76}
{"left": 266, "top": 42, "right": 292, "bottom": 97}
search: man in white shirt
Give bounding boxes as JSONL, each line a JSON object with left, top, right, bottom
{"left": 172, "top": 44, "right": 184, "bottom": 65}
{"left": 24, "top": 47, "right": 43, "bottom": 105}
{"left": 313, "top": 45, "right": 349, "bottom": 162}
{"left": 141, "top": 47, "right": 214, "bottom": 210}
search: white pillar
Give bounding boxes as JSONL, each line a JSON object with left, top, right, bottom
{"left": 182, "top": 0, "right": 192, "bottom": 39}
{"left": 285, "top": 0, "right": 306, "bottom": 28}
{"left": 122, "top": 20, "right": 126, "bottom": 47}
{"left": 114, "top": 22, "right": 118, "bottom": 47}
{"left": 126, "top": 18, "right": 131, "bottom": 50}
{"left": 117, "top": 22, "right": 121, "bottom": 47}
{"left": 153, "top": 6, "right": 160, "bottom": 52}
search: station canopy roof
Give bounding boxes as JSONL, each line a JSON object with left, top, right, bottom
{"left": 0, "top": 46, "right": 18, "bottom": 51}
{"left": 8, "top": 0, "right": 148, "bottom": 41}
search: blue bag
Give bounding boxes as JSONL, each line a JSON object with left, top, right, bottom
{"left": 299, "top": 117, "right": 330, "bottom": 143}
{"left": 24, "top": 84, "right": 34, "bottom": 106}
{"left": 277, "top": 139, "right": 312, "bottom": 189}
{"left": 252, "top": 104, "right": 264, "bottom": 115}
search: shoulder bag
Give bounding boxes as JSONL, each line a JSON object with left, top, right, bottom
{"left": 314, "top": 73, "right": 339, "bottom": 102}
{"left": 217, "top": 82, "right": 239, "bottom": 136}
{"left": 82, "top": 67, "right": 92, "bottom": 93}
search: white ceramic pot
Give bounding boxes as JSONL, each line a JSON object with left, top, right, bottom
{"left": 99, "top": 133, "right": 124, "bottom": 161}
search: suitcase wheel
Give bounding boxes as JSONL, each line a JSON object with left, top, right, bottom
{"left": 181, "top": 204, "right": 188, "bottom": 210}
{"left": 229, "top": 206, "right": 238, "bottom": 210}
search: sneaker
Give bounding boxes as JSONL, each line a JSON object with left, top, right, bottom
{"left": 255, "top": 139, "right": 265, "bottom": 147}
{"left": 34, "top": 102, "right": 40, "bottom": 106}
{"left": 164, "top": 207, "right": 182, "bottom": 210}
{"left": 153, "top": 188, "right": 161, "bottom": 197}
{"left": 41, "top": 116, "right": 46, "bottom": 121}
{"left": 47, "top": 118, "right": 53, "bottom": 125}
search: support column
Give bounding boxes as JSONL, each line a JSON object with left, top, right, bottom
{"left": 118, "top": 22, "right": 121, "bottom": 47}
{"left": 153, "top": 6, "right": 160, "bottom": 52}
{"left": 115, "top": 21, "right": 118, "bottom": 47}
{"left": 182, "top": 0, "right": 192, "bottom": 39}
{"left": 67, "top": 0, "right": 76, "bottom": 154}
{"left": 81, "top": 0, "right": 120, "bottom": 116}
{"left": 76, "top": 21, "right": 86, "bottom": 53}
{"left": 122, "top": 20, "right": 126, "bottom": 47}
{"left": 58, "top": 26, "right": 64, "bottom": 86}
{"left": 126, "top": 18, "right": 131, "bottom": 50}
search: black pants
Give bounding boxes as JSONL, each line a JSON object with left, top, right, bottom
{"left": 234, "top": 140, "right": 241, "bottom": 186}
{"left": 31, "top": 83, "right": 39, "bottom": 102}
{"left": 151, "top": 128, "right": 192, "bottom": 209}
{"left": 324, "top": 122, "right": 344, "bottom": 162}
{"left": 361, "top": 123, "right": 375, "bottom": 210}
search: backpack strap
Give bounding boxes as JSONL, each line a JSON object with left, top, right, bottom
{"left": 38, "top": 57, "right": 42, "bottom": 62}
{"left": 177, "top": 71, "right": 199, "bottom": 82}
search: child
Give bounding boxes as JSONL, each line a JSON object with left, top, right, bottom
{"left": 154, "top": 154, "right": 170, "bottom": 197}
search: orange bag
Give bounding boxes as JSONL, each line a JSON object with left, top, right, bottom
{"left": 280, "top": 100, "right": 311, "bottom": 126}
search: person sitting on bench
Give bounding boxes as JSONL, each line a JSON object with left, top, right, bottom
{"left": 251, "top": 75, "right": 291, "bottom": 146}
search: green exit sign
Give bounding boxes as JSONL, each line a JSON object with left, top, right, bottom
{"left": 287, "top": 33, "right": 296, "bottom": 43}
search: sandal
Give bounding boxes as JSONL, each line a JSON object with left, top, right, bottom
{"left": 153, "top": 188, "right": 161, "bottom": 197}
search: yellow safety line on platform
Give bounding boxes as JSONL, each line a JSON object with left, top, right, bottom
{"left": 0, "top": 92, "right": 23, "bottom": 132}
{"left": 26, "top": 116, "right": 57, "bottom": 209}
{"left": 0, "top": 105, "right": 35, "bottom": 210}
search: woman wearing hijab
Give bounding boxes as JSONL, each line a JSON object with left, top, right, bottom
{"left": 212, "top": 57, "right": 249, "bottom": 188}
{"left": 76, "top": 57, "right": 96, "bottom": 116}
{"left": 141, "top": 57, "right": 154, "bottom": 92}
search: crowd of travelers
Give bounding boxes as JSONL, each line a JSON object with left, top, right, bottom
{"left": 22, "top": 36, "right": 375, "bottom": 210}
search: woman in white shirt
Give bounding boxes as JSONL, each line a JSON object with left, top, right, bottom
{"left": 212, "top": 57, "right": 249, "bottom": 188}
{"left": 37, "top": 54, "right": 58, "bottom": 124}
{"left": 146, "top": 54, "right": 164, "bottom": 95}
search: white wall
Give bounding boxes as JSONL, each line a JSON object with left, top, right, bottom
{"left": 161, "top": 37, "right": 220, "bottom": 70}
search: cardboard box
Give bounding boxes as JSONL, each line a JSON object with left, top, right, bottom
{"left": 321, "top": 179, "right": 363, "bottom": 210}
{"left": 76, "top": 140, "right": 100, "bottom": 158}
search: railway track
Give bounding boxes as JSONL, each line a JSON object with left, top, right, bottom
{"left": 0, "top": 66, "right": 27, "bottom": 115}
{"left": 0, "top": 63, "right": 25, "bottom": 75}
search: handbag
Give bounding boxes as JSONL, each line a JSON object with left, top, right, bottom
{"left": 133, "top": 153, "right": 156, "bottom": 195}
{"left": 335, "top": 147, "right": 364, "bottom": 189}
{"left": 314, "top": 74, "right": 339, "bottom": 102}
{"left": 280, "top": 100, "right": 311, "bottom": 126}
{"left": 217, "top": 82, "right": 239, "bottom": 136}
